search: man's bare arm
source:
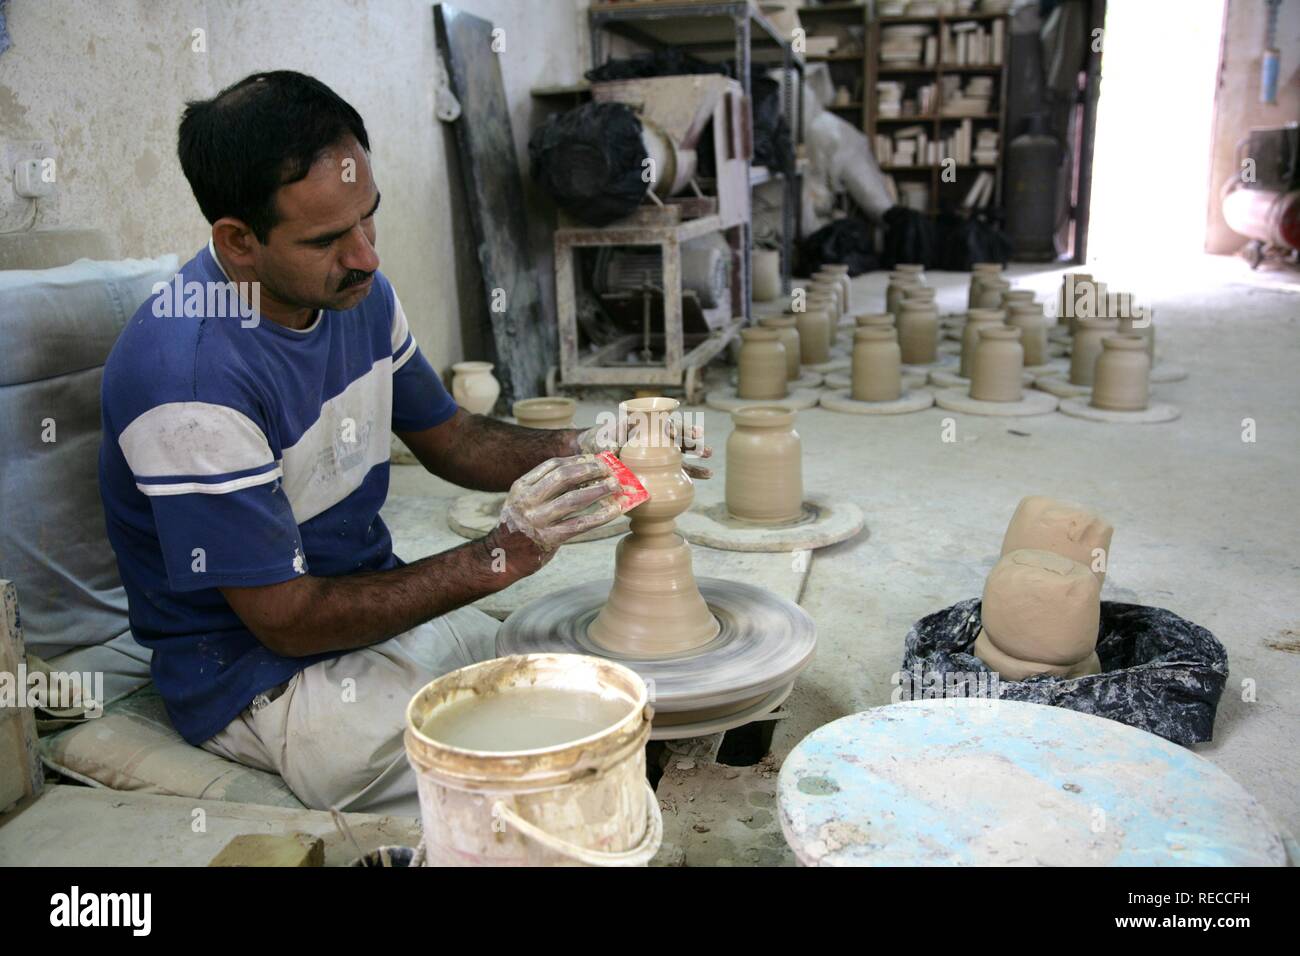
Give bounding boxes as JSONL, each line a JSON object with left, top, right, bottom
{"left": 221, "top": 527, "right": 528, "bottom": 658}
{"left": 396, "top": 409, "right": 580, "bottom": 491}
{"left": 221, "top": 454, "right": 621, "bottom": 658}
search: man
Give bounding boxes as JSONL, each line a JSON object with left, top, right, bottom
{"left": 99, "top": 71, "right": 708, "bottom": 815}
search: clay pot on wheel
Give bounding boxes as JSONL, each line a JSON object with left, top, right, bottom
{"left": 759, "top": 316, "right": 801, "bottom": 380}
{"left": 725, "top": 405, "right": 803, "bottom": 524}
{"left": 898, "top": 299, "right": 939, "bottom": 365}
{"left": 1069, "top": 316, "right": 1119, "bottom": 386}
{"left": 851, "top": 326, "right": 903, "bottom": 402}
{"left": 452, "top": 362, "right": 501, "bottom": 415}
{"left": 968, "top": 262, "right": 1003, "bottom": 309}
{"left": 589, "top": 397, "right": 719, "bottom": 656}
{"left": 737, "top": 328, "right": 789, "bottom": 400}
{"left": 794, "top": 308, "right": 832, "bottom": 365}
{"left": 969, "top": 325, "right": 1024, "bottom": 402}
{"left": 1006, "top": 302, "right": 1049, "bottom": 366}
{"left": 1090, "top": 334, "right": 1150, "bottom": 411}
{"left": 959, "top": 308, "right": 1005, "bottom": 378}
{"left": 975, "top": 277, "right": 1011, "bottom": 310}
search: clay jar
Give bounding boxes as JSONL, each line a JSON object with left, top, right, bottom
{"left": 968, "top": 262, "right": 1002, "bottom": 309}
{"left": 1001, "top": 289, "right": 1035, "bottom": 311}
{"left": 512, "top": 397, "right": 576, "bottom": 429}
{"left": 793, "top": 307, "right": 832, "bottom": 365}
{"left": 974, "top": 548, "right": 1102, "bottom": 680}
{"left": 1091, "top": 334, "right": 1150, "bottom": 411}
{"left": 737, "top": 327, "right": 789, "bottom": 400}
{"left": 808, "top": 280, "right": 843, "bottom": 322}
{"left": 1001, "top": 495, "right": 1113, "bottom": 584}
{"left": 855, "top": 312, "right": 895, "bottom": 329}
{"left": 969, "top": 326, "right": 1023, "bottom": 402}
{"left": 1070, "top": 279, "right": 1108, "bottom": 334}
{"left": 1005, "top": 301, "right": 1049, "bottom": 366}
{"left": 959, "top": 308, "right": 1005, "bottom": 378}
{"left": 897, "top": 297, "right": 939, "bottom": 365}
{"left": 759, "top": 316, "right": 801, "bottom": 380}
{"left": 1118, "top": 306, "right": 1156, "bottom": 363}
{"left": 451, "top": 361, "right": 500, "bottom": 415}
{"left": 1058, "top": 272, "right": 1092, "bottom": 327}
{"left": 852, "top": 327, "right": 902, "bottom": 402}
{"left": 886, "top": 272, "right": 922, "bottom": 318}
{"left": 975, "top": 276, "right": 1011, "bottom": 310}
{"left": 815, "top": 266, "right": 852, "bottom": 315}
{"left": 902, "top": 285, "right": 937, "bottom": 307}
{"left": 1068, "top": 316, "right": 1119, "bottom": 386}
{"left": 725, "top": 406, "right": 803, "bottom": 524}
{"left": 895, "top": 263, "right": 925, "bottom": 280}
{"left": 752, "top": 249, "right": 782, "bottom": 302}
{"left": 589, "top": 397, "right": 720, "bottom": 656}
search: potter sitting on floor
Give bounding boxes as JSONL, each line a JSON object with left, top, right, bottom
{"left": 97, "top": 71, "right": 709, "bottom": 816}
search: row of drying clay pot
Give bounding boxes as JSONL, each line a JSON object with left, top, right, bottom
{"left": 1028, "top": 271, "right": 1183, "bottom": 424}
{"left": 973, "top": 495, "right": 1114, "bottom": 681}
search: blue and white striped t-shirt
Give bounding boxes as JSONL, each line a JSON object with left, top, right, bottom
{"left": 99, "top": 243, "right": 457, "bottom": 744}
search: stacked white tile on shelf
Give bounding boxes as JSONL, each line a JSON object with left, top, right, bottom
{"left": 899, "top": 180, "right": 930, "bottom": 212}
{"left": 991, "top": 18, "right": 1005, "bottom": 65}
{"left": 973, "top": 129, "right": 1000, "bottom": 166}
{"left": 881, "top": 24, "right": 931, "bottom": 65}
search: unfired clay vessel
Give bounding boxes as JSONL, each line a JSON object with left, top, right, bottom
{"left": 1001, "top": 495, "right": 1113, "bottom": 584}
{"left": 969, "top": 326, "right": 1023, "bottom": 402}
{"left": 588, "top": 397, "right": 720, "bottom": 656}
{"left": 1058, "top": 272, "right": 1092, "bottom": 327}
{"left": 855, "top": 312, "right": 895, "bottom": 329}
{"left": 451, "top": 361, "right": 500, "bottom": 415}
{"left": 794, "top": 308, "right": 832, "bottom": 365}
{"left": 973, "top": 548, "right": 1102, "bottom": 680}
{"left": 968, "top": 262, "right": 1003, "bottom": 309}
{"left": 959, "top": 309, "right": 1005, "bottom": 378}
{"left": 512, "top": 397, "right": 576, "bottom": 429}
{"left": 737, "top": 327, "right": 789, "bottom": 400}
{"left": 752, "top": 249, "right": 782, "bottom": 302}
{"left": 851, "top": 326, "right": 903, "bottom": 402}
{"left": 808, "top": 280, "right": 842, "bottom": 322}
{"left": 1118, "top": 305, "right": 1156, "bottom": 363}
{"left": 725, "top": 405, "right": 803, "bottom": 524}
{"left": 1090, "top": 334, "right": 1150, "bottom": 411}
{"left": 759, "top": 316, "right": 801, "bottom": 380}
{"left": 895, "top": 263, "right": 925, "bottom": 279}
{"left": 1001, "top": 289, "right": 1035, "bottom": 310}
{"left": 898, "top": 299, "right": 939, "bottom": 365}
{"left": 887, "top": 273, "right": 922, "bottom": 318}
{"left": 1068, "top": 316, "right": 1119, "bottom": 386}
{"left": 815, "top": 267, "right": 852, "bottom": 315}
{"left": 1006, "top": 301, "right": 1049, "bottom": 366}
{"left": 975, "top": 276, "right": 1011, "bottom": 310}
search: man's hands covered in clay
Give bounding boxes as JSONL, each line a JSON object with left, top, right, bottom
{"left": 487, "top": 454, "right": 623, "bottom": 574}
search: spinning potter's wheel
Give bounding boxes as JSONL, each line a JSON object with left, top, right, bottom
{"left": 497, "top": 578, "right": 816, "bottom": 738}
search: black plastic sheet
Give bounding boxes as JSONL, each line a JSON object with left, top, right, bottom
{"left": 899, "top": 598, "right": 1229, "bottom": 746}
{"left": 801, "top": 218, "right": 879, "bottom": 275}
{"left": 528, "top": 101, "right": 648, "bottom": 227}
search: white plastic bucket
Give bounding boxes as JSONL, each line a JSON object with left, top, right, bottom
{"left": 404, "top": 653, "right": 661, "bottom": 866}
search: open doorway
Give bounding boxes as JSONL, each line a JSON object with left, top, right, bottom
{"left": 1086, "top": 0, "right": 1226, "bottom": 282}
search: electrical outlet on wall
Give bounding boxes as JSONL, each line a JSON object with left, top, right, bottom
{"left": 0, "top": 141, "right": 57, "bottom": 232}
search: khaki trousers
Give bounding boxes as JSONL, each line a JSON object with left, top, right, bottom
{"left": 201, "top": 605, "right": 499, "bottom": 817}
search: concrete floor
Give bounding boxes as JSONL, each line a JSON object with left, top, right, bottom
{"left": 397, "top": 254, "right": 1300, "bottom": 866}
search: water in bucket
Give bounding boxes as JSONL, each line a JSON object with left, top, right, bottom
{"left": 420, "top": 686, "right": 632, "bottom": 752}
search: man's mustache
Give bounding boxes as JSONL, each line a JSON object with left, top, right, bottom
{"left": 339, "top": 269, "right": 374, "bottom": 292}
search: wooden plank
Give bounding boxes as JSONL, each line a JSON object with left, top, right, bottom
{"left": 434, "top": 4, "right": 552, "bottom": 404}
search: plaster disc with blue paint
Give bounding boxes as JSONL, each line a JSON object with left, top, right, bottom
{"left": 777, "top": 698, "right": 1290, "bottom": 867}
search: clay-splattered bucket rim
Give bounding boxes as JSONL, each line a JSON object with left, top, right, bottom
{"left": 405, "top": 653, "right": 650, "bottom": 792}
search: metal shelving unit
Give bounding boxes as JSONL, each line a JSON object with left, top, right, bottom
{"left": 588, "top": 0, "right": 805, "bottom": 298}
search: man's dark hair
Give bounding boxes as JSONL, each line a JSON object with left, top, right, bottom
{"left": 178, "top": 71, "right": 370, "bottom": 242}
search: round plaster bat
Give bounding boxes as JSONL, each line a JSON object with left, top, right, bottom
{"left": 1000, "top": 495, "right": 1114, "bottom": 583}
{"left": 980, "top": 549, "right": 1101, "bottom": 669}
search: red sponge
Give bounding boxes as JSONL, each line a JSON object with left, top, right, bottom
{"left": 597, "top": 450, "right": 649, "bottom": 513}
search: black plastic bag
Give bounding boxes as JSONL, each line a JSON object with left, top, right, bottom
{"left": 528, "top": 102, "right": 648, "bottom": 227}
{"left": 882, "top": 205, "right": 939, "bottom": 268}
{"left": 586, "top": 50, "right": 730, "bottom": 83}
{"left": 898, "top": 598, "right": 1230, "bottom": 746}
{"left": 935, "top": 211, "right": 1013, "bottom": 270}
{"left": 800, "top": 218, "right": 879, "bottom": 275}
